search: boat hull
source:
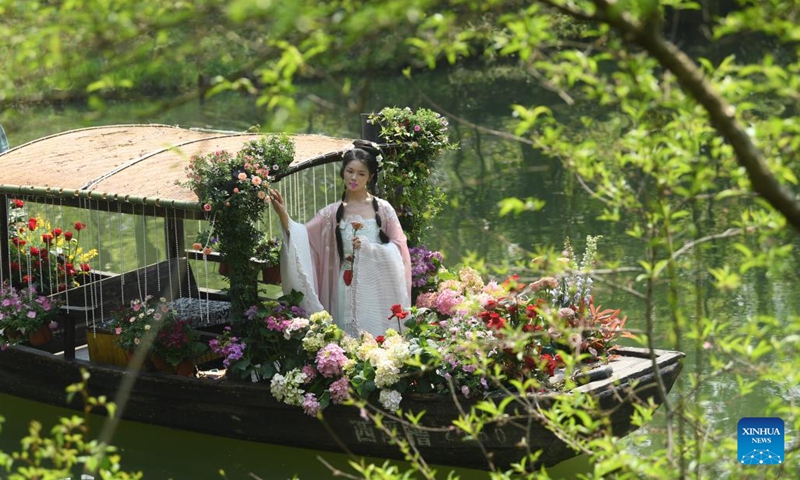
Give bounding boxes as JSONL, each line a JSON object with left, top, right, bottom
{"left": 0, "top": 345, "right": 683, "bottom": 471}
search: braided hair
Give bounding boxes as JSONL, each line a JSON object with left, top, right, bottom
{"left": 335, "top": 144, "right": 390, "bottom": 263}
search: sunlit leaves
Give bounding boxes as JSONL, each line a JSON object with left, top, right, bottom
{"left": 708, "top": 265, "right": 742, "bottom": 291}
{"left": 497, "top": 197, "right": 545, "bottom": 217}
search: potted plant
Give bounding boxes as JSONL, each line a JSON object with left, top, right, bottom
{"left": 107, "top": 296, "right": 172, "bottom": 361}
{"left": 151, "top": 318, "right": 208, "bottom": 376}
{"left": 0, "top": 282, "right": 60, "bottom": 348}
{"left": 252, "top": 236, "right": 282, "bottom": 284}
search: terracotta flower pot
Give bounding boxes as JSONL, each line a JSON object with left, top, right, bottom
{"left": 174, "top": 359, "right": 195, "bottom": 377}
{"left": 27, "top": 324, "right": 53, "bottom": 346}
{"left": 218, "top": 262, "right": 230, "bottom": 277}
{"left": 261, "top": 265, "right": 281, "bottom": 284}
{"left": 150, "top": 353, "right": 194, "bottom": 376}
{"left": 4, "top": 329, "right": 21, "bottom": 342}
{"left": 149, "top": 353, "right": 171, "bottom": 372}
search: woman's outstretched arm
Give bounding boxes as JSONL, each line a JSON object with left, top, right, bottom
{"left": 269, "top": 189, "right": 290, "bottom": 231}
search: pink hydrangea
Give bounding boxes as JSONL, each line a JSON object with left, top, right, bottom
{"left": 315, "top": 343, "right": 348, "bottom": 378}
{"left": 329, "top": 376, "right": 350, "bottom": 404}
{"left": 265, "top": 315, "right": 290, "bottom": 331}
{"left": 301, "top": 364, "right": 318, "bottom": 382}
{"left": 415, "top": 291, "right": 436, "bottom": 309}
{"left": 435, "top": 289, "right": 464, "bottom": 316}
{"left": 302, "top": 393, "right": 321, "bottom": 416}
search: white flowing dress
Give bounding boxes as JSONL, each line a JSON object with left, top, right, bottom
{"left": 279, "top": 200, "right": 411, "bottom": 337}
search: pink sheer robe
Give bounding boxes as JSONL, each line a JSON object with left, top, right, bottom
{"left": 280, "top": 198, "right": 411, "bottom": 336}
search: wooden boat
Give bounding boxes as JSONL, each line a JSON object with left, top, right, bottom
{"left": 0, "top": 123, "right": 685, "bottom": 471}
{"left": 0, "top": 343, "right": 683, "bottom": 471}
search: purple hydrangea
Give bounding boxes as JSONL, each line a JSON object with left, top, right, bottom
{"left": 409, "top": 245, "right": 443, "bottom": 288}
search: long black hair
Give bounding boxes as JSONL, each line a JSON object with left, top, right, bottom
{"left": 335, "top": 144, "right": 390, "bottom": 263}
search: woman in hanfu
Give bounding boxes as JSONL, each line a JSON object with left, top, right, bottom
{"left": 269, "top": 143, "right": 411, "bottom": 337}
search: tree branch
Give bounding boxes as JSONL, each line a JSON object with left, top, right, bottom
{"left": 585, "top": 0, "right": 800, "bottom": 233}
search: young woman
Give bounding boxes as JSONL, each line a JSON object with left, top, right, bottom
{"left": 270, "top": 144, "right": 411, "bottom": 337}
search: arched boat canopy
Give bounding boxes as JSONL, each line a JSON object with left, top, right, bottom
{"left": 0, "top": 124, "right": 358, "bottom": 211}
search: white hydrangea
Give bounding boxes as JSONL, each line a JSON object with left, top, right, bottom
{"left": 309, "top": 310, "right": 333, "bottom": 325}
{"left": 374, "top": 358, "right": 401, "bottom": 388}
{"left": 379, "top": 389, "right": 403, "bottom": 411}
{"left": 302, "top": 332, "right": 326, "bottom": 353}
{"left": 270, "top": 368, "right": 306, "bottom": 406}
{"left": 339, "top": 335, "right": 360, "bottom": 355}
{"left": 356, "top": 333, "right": 379, "bottom": 362}
{"left": 364, "top": 332, "right": 410, "bottom": 389}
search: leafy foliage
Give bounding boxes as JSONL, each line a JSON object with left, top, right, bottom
{"left": 369, "top": 106, "right": 457, "bottom": 245}
{"left": 182, "top": 134, "right": 294, "bottom": 317}
{"left": 0, "top": 369, "right": 141, "bottom": 478}
{"left": 253, "top": 236, "right": 282, "bottom": 267}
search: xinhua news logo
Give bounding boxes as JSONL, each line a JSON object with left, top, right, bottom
{"left": 738, "top": 417, "right": 784, "bottom": 465}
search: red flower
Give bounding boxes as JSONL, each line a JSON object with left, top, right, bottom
{"left": 11, "top": 237, "right": 25, "bottom": 247}
{"left": 11, "top": 199, "right": 24, "bottom": 208}
{"left": 388, "top": 304, "right": 408, "bottom": 320}
{"left": 28, "top": 218, "right": 37, "bottom": 231}
{"left": 538, "top": 353, "right": 565, "bottom": 377}
{"left": 22, "top": 275, "right": 32, "bottom": 284}
{"left": 29, "top": 246, "right": 40, "bottom": 256}
{"left": 41, "top": 233, "right": 54, "bottom": 244}
{"left": 64, "top": 231, "right": 73, "bottom": 241}
{"left": 487, "top": 313, "right": 505, "bottom": 330}
{"left": 10, "top": 262, "right": 20, "bottom": 272}
{"left": 343, "top": 269, "right": 353, "bottom": 286}
{"left": 52, "top": 228, "right": 62, "bottom": 237}
{"left": 376, "top": 335, "right": 385, "bottom": 344}
{"left": 74, "top": 222, "right": 86, "bottom": 231}
{"left": 523, "top": 355, "right": 537, "bottom": 370}
{"left": 540, "top": 354, "right": 557, "bottom": 377}
{"left": 81, "top": 263, "right": 91, "bottom": 272}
